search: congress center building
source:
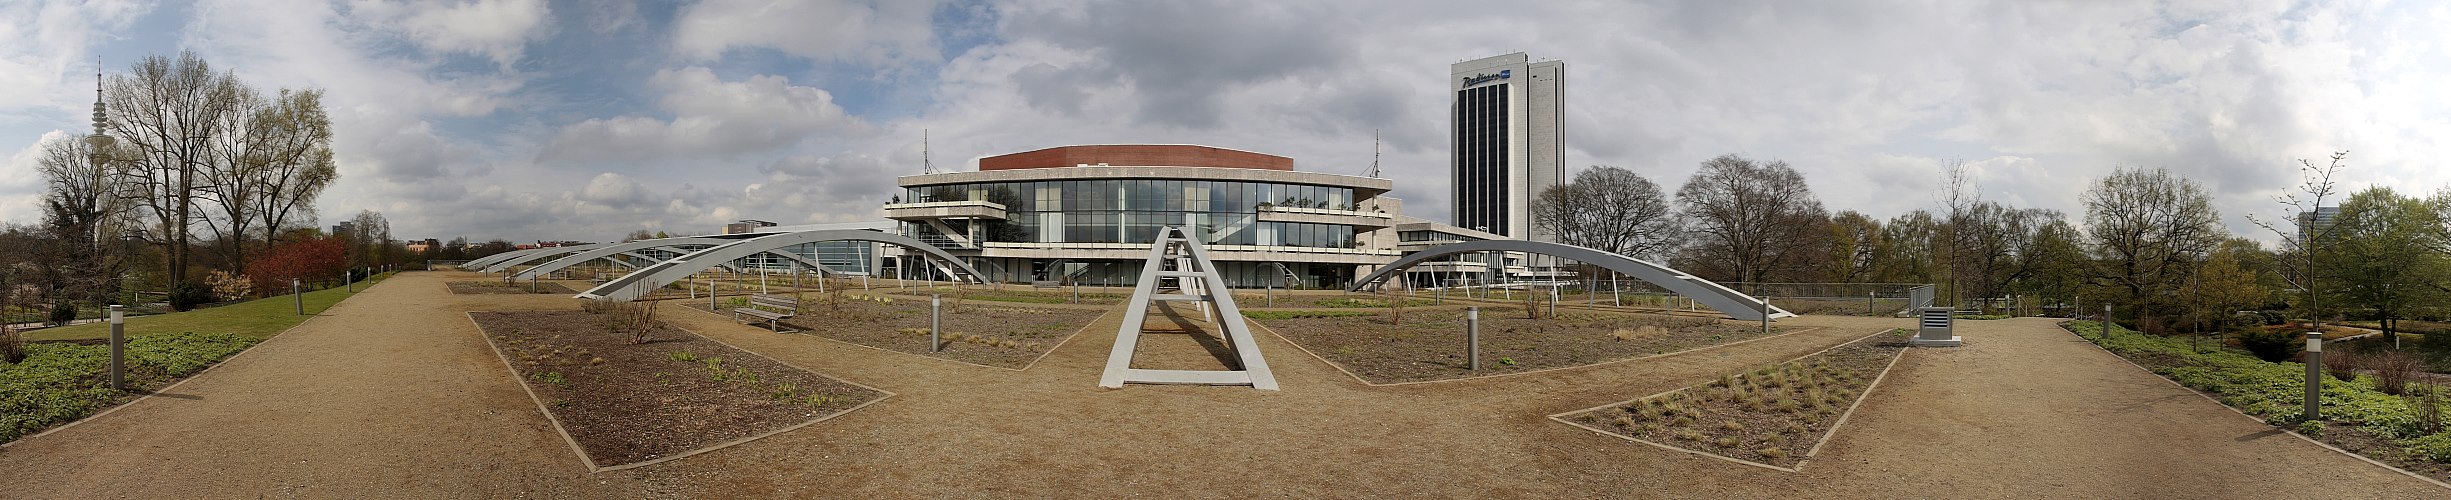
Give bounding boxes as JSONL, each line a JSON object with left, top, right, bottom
{"left": 880, "top": 144, "right": 1502, "bottom": 289}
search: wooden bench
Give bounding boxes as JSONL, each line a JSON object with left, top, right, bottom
{"left": 733, "top": 294, "right": 799, "bottom": 332}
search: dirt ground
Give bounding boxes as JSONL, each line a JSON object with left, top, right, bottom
{"left": 1258, "top": 306, "right": 1799, "bottom": 383}
{"left": 0, "top": 272, "right": 2441, "bottom": 498}
{"left": 470, "top": 310, "right": 884, "bottom": 467}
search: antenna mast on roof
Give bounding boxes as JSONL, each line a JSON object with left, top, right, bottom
{"left": 911, "top": 128, "right": 926, "bottom": 175}
{"left": 1372, "top": 128, "right": 1392, "bottom": 178}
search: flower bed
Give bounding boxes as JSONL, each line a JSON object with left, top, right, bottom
{"left": 2064, "top": 320, "right": 2451, "bottom": 480}
{"left": 1557, "top": 329, "right": 1908, "bottom": 469}
{"left": 1, "top": 332, "right": 258, "bottom": 443}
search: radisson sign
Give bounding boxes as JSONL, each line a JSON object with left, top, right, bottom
{"left": 1462, "top": 69, "right": 1511, "bottom": 87}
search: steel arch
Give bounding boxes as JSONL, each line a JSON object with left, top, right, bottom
{"left": 479, "top": 243, "right": 612, "bottom": 273}
{"left": 1349, "top": 240, "right": 1793, "bottom": 321}
{"left": 512, "top": 238, "right": 838, "bottom": 280}
{"left": 461, "top": 246, "right": 559, "bottom": 270}
{"left": 576, "top": 230, "right": 982, "bottom": 301}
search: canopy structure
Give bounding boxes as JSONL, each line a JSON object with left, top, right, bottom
{"left": 576, "top": 230, "right": 983, "bottom": 301}
{"left": 1348, "top": 239, "right": 1794, "bottom": 321}
{"left": 478, "top": 243, "right": 612, "bottom": 274}
{"left": 510, "top": 237, "right": 836, "bottom": 281}
{"left": 461, "top": 245, "right": 567, "bottom": 270}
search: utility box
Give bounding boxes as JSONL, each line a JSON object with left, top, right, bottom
{"left": 1912, "top": 307, "right": 1962, "bottom": 347}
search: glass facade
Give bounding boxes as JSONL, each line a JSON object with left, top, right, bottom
{"left": 1454, "top": 83, "right": 1510, "bottom": 236}
{"left": 739, "top": 241, "right": 878, "bottom": 274}
{"left": 905, "top": 179, "right": 1358, "bottom": 248}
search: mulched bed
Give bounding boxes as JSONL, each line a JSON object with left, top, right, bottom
{"left": 704, "top": 293, "right": 1099, "bottom": 369}
{"left": 1229, "top": 292, "right": 1441, "bottom": 309}
{"left": 1252, "top": 307, "right": 1802, "bottom": 383}
{"left": 470, "top": 310, "right": 885, "bottom": 468}
{"left": 449, "top": 281, "right": 578, "bottom": 295}
{"left": 1560, "top": 329, "right": 1910, "bottom": 468}
{"left": 888, "top": 287, "right": 1129, "bottom": 306}
{"left": 2314, "top": 423, "right": 2451, "bottom": 482}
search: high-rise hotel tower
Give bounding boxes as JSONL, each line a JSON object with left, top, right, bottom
{"left": 1450, "top": 53, "right": 1565, "bottom": 243}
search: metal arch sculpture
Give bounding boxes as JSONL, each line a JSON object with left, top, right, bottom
{"left": 478, "top": 243, "right": 612, "bottom": 273}
{"left": 1349, "top": 240, "right": 1794, "bottom": 321}
{"left": 461, "top": 246, "right": 560, "bottom": 270}
{"left": 577, "top": 230, "right": 984, "bottom": 301}
{"left": 512, "top": 238, "right": 837, "bottom": 280}
{"left": 512, "top": 242, "right": 838, "bottom": 281}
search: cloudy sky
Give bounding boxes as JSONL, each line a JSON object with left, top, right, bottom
{"left": 2, "top": 0, "right": 2445, "bottom": 243}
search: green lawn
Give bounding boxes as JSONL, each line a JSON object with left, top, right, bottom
{"left": 26, "top": 272, "right": 396, "bottom": 342}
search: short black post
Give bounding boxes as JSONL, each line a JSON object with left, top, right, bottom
{"left": 108, "top": 305, "right": 125, "bottom": 391}
{"left": 2305, "top": 332, "right": 2324, "bottom": 422}
{"left": 930, "top": 294, "right": 943, "bottom": 352}
{"left": 1466, "top": 306, "right": 1481, "bottom": 371}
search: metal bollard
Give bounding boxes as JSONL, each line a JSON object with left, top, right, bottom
{"left": 1467, "top": 306, "right": 1481, "bottom": 371}
{"left": 931, "top": 294, "right": 943, "bottom": 352}
{"left": 1761, "top": 295, "right": 1772, "bottom": 334}
{"left": 109, "top": 305, "right": 125, "bottom": 390}
{"left": 294, "top": 278, "right": 303, "bottom": 315}
{"left": 2102, "top": 304, "right": 2112, "bottom": 338}
{"left": 2305, "top": 332, "right": 2323, "bottom": 422}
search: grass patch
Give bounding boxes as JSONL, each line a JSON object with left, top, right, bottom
{"left": 27, "top": 273, "right": 394, "bottom": 342}
{"left": 2063, "top": 320, "right": 2451, "bottom": 473}
{"left": 2, "top": 331, "right": 259, "bottom": 443}
{"left": 1958, "top": 314, "right": 2011, "bottom": 320}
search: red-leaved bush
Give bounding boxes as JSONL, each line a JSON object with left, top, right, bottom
{"left": 248, "top": 236, "right": 347, "bottom": 294}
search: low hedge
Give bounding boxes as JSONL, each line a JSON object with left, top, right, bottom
{"left": 2063, "top": 320, "right": 2451, "bottom": 463}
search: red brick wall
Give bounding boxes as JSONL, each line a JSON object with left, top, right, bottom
{"left": 979, "top": 145, "right": 1293, "bottom": 171}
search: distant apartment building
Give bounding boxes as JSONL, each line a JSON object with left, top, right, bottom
{"left": 724, "top": 219, "right": 779, "bottom": 235}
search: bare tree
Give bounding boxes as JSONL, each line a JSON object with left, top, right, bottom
{"left": 2246, "top": 151, "right": 2347, "bottom": 332}
{"left": 1673, "top": 154, "right": 1831, "bottom": 286}
{"left": 198, "top": 87, "right": 268, "bottom": 273}
{"left": 35, "top": 135, "right": 138, "bottom": 302}
{"left": 1532, "top": 166, "right": 1682, "bottom": 259}
{"left": 2082, "top": 166, "right": 2225, "bottom": 320}
{"left": 1937, "top": 158, "right": 1976, "bottom": 306}
{"left": 246, "top": 88, "right": 338, "bottom": 248}
{"left": 105, "top": 51, "right": 245, "bottom": 285}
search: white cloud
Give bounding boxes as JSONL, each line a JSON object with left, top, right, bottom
{"left": 6, "top": 0, "right": 2450, "bottom": 246}
{"left": 540, "top": 66, "right": 864, "bottom": 163}
{"left": 671, "top": 0, "right": 942, "bottom": 67}
{"left": 343, "top": 0, "right": 552, "bottom": 68}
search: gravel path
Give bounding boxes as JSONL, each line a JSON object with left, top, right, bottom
{"left": 0, "top": 273, "right": 641, "bottom": 497}
{"left": 3, "top": 273, "right": 2440, "bottom": 498}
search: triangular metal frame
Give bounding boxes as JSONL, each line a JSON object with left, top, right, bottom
{"left": 1099, "top": 227, "right": 1279, "bottom": 391}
